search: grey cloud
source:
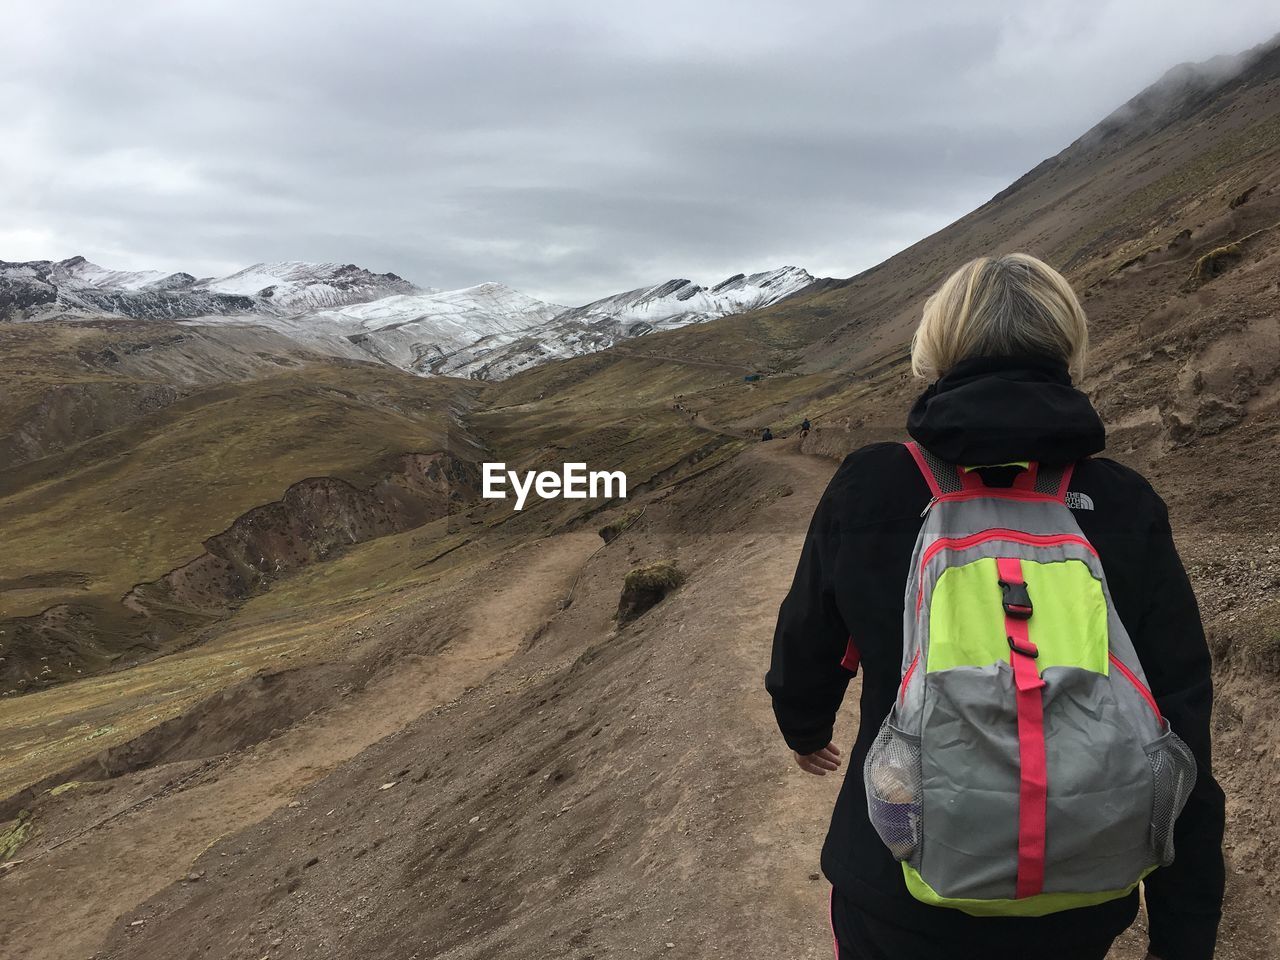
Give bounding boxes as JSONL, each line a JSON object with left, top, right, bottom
{"left": 3, "top": 1, "right": 1279, "bottom": 304}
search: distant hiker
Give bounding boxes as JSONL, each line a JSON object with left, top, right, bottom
{"left": 767, "top": 253, "right": 1223, "bottom": 960}
{"left": 761, "top": 427, "right": 774, "bottom": 442}
{"left": 800, "top": 418, "right": 811, "bottom": 439}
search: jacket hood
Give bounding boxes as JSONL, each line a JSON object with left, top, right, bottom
{"left": 906, "top": 355, "right": 1105, "bottom": 465}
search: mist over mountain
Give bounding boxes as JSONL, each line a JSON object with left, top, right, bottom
{"left": 1084, "top": 31, "right": 1280, "bottom": 146}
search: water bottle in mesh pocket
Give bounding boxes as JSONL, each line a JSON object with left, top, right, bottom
{"left": 1147, "top": 724, "right": 1197, "bottom": 866}
{"left": 864, "top": 719, "right": 922, "bottom": 862}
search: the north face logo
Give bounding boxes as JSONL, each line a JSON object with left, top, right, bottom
{"left": 1066, "top": 491, "right": 1094, "bottom": 511}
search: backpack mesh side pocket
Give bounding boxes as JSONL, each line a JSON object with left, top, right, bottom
{"left": 1146, "top": 725, "right": 1197, "bottom": 866}
{"left": 864, "top": 718, "right": 922, "bottom": 863}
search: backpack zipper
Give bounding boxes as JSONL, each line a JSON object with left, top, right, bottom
{"left": 922, "top": 489, "right": 1063, "bottom": 516}
{"left": 899, "top": 649, "right": 921, "bottom": 703}
{"left": 916, "top": 529, "right": 1098, "bottom": 613}
{"left": 920, "top": 529, "right": 1097, "bottom": 572}
{"left": 1109, "top": 652, "right": 1162, "bottom": 719}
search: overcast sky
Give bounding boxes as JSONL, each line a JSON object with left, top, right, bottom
{"left": 2, "top": 1, "right": 1279, "bottom": 305}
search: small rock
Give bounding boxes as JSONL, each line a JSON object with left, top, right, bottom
{"left": 130, "top": 920, "right": 146, "bottom": 927}
{"left": 665, "top": 943, "right": 675, "bottom": 950}
{"left": 468, "top": 815, "right": 481, "bottom": 824}
{"left": 379, "top": 782, "right": 398, "bottom": 791}
{"left": 287, "top": 800, "right": 302, "bottom": 808}
{"left": 808, "top": 872, "right": 821, "bottom": 881}
{"left": 185, "top": 870, "right": 205, "bottom": 882}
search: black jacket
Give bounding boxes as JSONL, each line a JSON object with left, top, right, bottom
{"left": 766, "top": 357, "right": 1225, "bottom": 960}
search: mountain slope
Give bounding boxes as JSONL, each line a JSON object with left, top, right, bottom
{"left": 757, "top": 33, "right": 1280, "bottom": 379}
{"left": 196, "top": 260, "right": 424, "bottom": 312}
{"left": 0, "top": 327, "right": 481, "bottom": 690}
{"left": 300, "top": 282, "right": 568, "bottom": 375}
{"left": 555, "top": 266, "right": 815, "bottom": 331}
{"left": 436, "top": 266, "right": 816, "bottom": 379}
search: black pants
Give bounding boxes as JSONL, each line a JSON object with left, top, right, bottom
{"left": 830, "top": 888, "right": 1117, "bottom": 960}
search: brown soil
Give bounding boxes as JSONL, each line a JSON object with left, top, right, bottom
{"left": 0, "top": 528, "right": 598, "bottom": 960}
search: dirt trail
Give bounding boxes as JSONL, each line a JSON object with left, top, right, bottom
{"left": 672, "top": 440, "right": 853, "bottom": 956}
{"left": 0, "top": 531, "right": 598, "bottom": 960}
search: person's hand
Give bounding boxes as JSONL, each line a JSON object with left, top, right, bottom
{"left": 795, "top": 742, "right": 842, "bottom": 776}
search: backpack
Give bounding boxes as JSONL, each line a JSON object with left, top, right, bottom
{"left": 863, "top": 442, "right": 1197, "bottom": 916}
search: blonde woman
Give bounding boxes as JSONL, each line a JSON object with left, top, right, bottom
{"left": 767, "top": 254, "right": 1223, "bottom": 960}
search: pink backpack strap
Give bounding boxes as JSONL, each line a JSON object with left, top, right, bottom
{"left": 1024, "top": 461, "right": 1075, "bottom": 502}
{"left": 904, "top": 441, "right": 1075, "bottom": 503}
{"left": 903, "top": 440, "right": 962, "bottom": 497}
{"left": 1046, "top": 462, "right": 1075, "bottom": 502}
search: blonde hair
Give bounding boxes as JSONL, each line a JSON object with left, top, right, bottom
{"left": 910, "top": 253, "right": 1088, "bottom": 380}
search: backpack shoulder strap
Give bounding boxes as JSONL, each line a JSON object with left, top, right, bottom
{"left": 903, "top": 441, "right": 1075, "bottom": 503}
{"left": 1032, "top": 462, "right": 1075, "bottom": 502}
{"left": 903, "top": 440, "right": 963, "bottom": 497}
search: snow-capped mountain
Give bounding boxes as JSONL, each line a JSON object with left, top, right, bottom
{"left": 198, "top": 261, "right": 423, "bottom": 312}
{"left": 442, "top": 267, "right": 817, "bottom": 379}
{"left": 262, "top": 283, "right": 567, "bottom": 375}
{"left": 1, "top": 257, "right": 818, "bottom": 379}
{"left": 0, "top": 256, "right": 417, "bottom": 321}
{"left": 48, "top": 257, "right": 171, "bottom": 291}
{"left": 554, "top": 267, "right": 815, "bottom": 332}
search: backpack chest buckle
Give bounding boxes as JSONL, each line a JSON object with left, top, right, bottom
{"left": 999, "top": 579, "right": 1033, "bottom": 620}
